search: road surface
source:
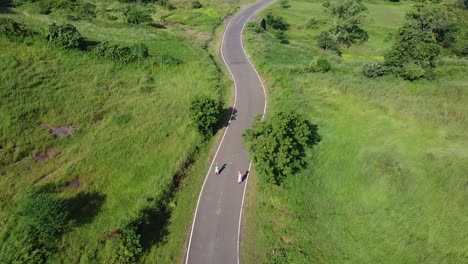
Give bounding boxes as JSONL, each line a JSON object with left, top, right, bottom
{"left": 185, "top": 1, "right": 273, "bottom": 263}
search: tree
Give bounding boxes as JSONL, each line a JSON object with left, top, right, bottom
{"left": 316, "top": 31, "right": 341, "bottom": 55}
{"left": 46, "top": 23, "right": 81, "bottom": 49}
{"left": 385, "top": 1, "right": 447, "bottom": 79}
{"left": 323, "top": 0, "right": 368, "bottom": 45}
{"left": 243, "top": 112, "right": 319, "bottom": 185}
{"left": 189, "top": 96, "right": 221, "bottom": 137}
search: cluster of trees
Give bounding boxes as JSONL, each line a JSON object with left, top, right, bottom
{"left": 363, "top": 0, "right": 468, "bottom": 80}
{"left": 244, "top": 112, "right": 319, "bottom": 185}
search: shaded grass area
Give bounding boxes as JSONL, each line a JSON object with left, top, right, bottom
{"left": 242, "top": 0, "right": 468, "bottom": 263}
{"left": 0, "top": 0, "right": 253, "bottom": 262}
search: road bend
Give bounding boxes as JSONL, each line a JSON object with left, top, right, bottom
{"left": 185, "top": 1, "right": 273, "bottom": 264}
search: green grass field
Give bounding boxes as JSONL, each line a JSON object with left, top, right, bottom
{"left": 0, "top": 0, "right": 253, "bottom": 262}
{"left": 242, "top": 0, "right": 468, "bottom": 263}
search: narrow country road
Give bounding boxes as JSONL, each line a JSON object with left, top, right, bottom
{"left": 185, "top": 1, "right": 274, "bottom": 263}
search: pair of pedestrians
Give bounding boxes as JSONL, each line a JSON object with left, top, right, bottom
{"left": 215, "top": 163, "right": 244, "bottom": 183}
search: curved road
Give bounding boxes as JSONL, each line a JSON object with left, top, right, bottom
{"left": 185, "top": 1, "right": 274, "bottom": 263}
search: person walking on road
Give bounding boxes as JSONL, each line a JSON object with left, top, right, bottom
{"left": 237, "top": 170, "right": 243, "bottom": 183}
{"left": 215, "top": 163, "right": 220, "bottom": 176}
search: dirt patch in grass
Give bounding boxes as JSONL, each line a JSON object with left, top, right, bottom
{"left": 66, "top": 178, "right": 83, "bottom": 188}
{"left": 32, "top": 148, "right": 58, "bottom": 164}
{"left": 184, "top": 27, "right": 211, "bottom": 42}
{"left": 42, "top": 123, "right": 78, "bottom": 138}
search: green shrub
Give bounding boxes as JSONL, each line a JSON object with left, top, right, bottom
{"left": 127, "top": 9, "right": 152, "bottom": 24}
{"left": 243, "top": 112, "right": 319, "bottom": 185}
{"left": 280, "top": 0, "right": 290, "bottom": 9}
{"left": 399, "top": 62, "right": 425, "bottom": 81}
{"left": 315, "top": 58, "right": 331, "bottom": 72}
{"left": 275, "top": 30, "right": 289, "bottom": 44}
{"left": 316, "top": 31, "right": 341, "bottom": 55}
{"left": 265, "top": 13, "right": 289, "bottom": 31}
{"left": 0, "top": 19, "right": 32, "bottom": 40}
{"left": 19, "top": 186, "right": 68, "bottom": 244}
{"left": 101, "top": 226, "right": 142, "bottom": 264}
{"left": 305, "top": 18, "right": 319, "bottom": 29}
{"left": 46, "top": 23, "right": 81, "bottom": 49}
{"left": 35, "top": 0, "right": 96, "bottom": 19}
{"left": 189, "top": 96, "right": 221, "bottom": 137}
{"left": 362, "top": 62, "right": 387, "bottom": 78}
{"left": 94, "top": 41, "right": 149, "bottom": 63}
{"left": 247, "top": 21, "right": 264, "bottom": 33}
{"left": 0, "top": 186, "right": 67, "bottom": 264}
{"left": 192, "top": 1, "right": 202, "bottom": 9}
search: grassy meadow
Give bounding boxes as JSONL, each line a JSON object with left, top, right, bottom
{"left": 242, "top": 0, "right": 468, "bottom": 263}
{"left": 0, "top": 0, "right": 253, "bottom": 263}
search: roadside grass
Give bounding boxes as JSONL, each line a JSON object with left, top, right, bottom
{"left": 0, "top": 0, "right": 253, "bottom": 262}
{"left": 242, "top": 0, "right": 468, "bottom": 263}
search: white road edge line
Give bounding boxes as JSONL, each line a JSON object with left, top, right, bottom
{"left": 237, "top": 1, "right": 272, "bottom": 264}
{"left": 185, "top": 3, "right": 256, "bottom": 264}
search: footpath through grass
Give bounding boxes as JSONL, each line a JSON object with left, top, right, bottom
{"left": 242, "top": 0, "right": 468, "bottom": 263}
{"left": 0, "top": 0, "right": 253, "bottom": 263}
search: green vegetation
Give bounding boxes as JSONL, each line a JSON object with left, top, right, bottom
{"left": 243, "top": 0, "right": 468, "bottom": 263}
{"left": 322, "top": 0, "right": 368, "bottom": 46}
{"left": 46, "top": 23, "right": 82, "bottom": 49}
{"left": 189, "top": 96, "right": 222, "bottom": 137}
{"left": 244, "top": 112, "right": 319, "bottom": 185}
{"left": 0, "top": 0, "right": 253, "bottom": 262}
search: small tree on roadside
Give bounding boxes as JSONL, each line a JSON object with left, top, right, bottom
{"left": 189, "top": 96, "right": 222, "bottom": 137}
{"left": 243, "top": 112, "right": 319, "bottom": 185}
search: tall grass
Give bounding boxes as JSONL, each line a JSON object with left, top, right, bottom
{"left": 242, "top": 0, "right": 468, "bottom": 263}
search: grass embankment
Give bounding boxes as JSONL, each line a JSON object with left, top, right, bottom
{"left": 242, "top": 0, "right": 468, "bottom": 263}
{"left": 0, "top": 0, "right": 252, "bottom": 262}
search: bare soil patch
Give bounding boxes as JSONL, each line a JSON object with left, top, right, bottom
{"left": 33, "top": 148, "right": 57, "bottom": 163}
{"left": 42, "top": 123, "right": 77, "bottom": 138}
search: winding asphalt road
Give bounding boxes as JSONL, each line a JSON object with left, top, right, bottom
{"left": 185, "top": 1, "right": 274, "bottom": 263}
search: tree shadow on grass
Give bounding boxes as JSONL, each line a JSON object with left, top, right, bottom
{"left": 67, "top": 191, "right": 106, "bottom": 225}
{"left": 79, "top": 38, "right": 100, "bottom": 51}
{"left": 133, "top": 147, "right": 198, "bottom": 251}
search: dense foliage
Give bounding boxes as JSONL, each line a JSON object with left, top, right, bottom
{"left": 94, "top": 41, "right": 149, "bottom": 63}
{"left": 0, "top": 18, "right": 31, "bottom": 40}
{"left": 322, "top": 0, "right": 368, "bottom": 46}
{"left": 385, "top": 1, "right": 448, "bottom": 80}
{"left": 100, "top": 226, "right": 142, "bottom": 263}
{"left": 243, "top": 112, "right": 319, "bottom": 185}
{"left": 126, "top": 9, "right": 153, "bottom": 24}
{"left": 265, "top": 13, "right": 290, "bottom": 31}
{"left": 362, "top": 62, "right": 387, "bottom": 78}
{"left": 316, "top": 31, "right": 341, "bottom": 55}
{"left": 189, "top": 96, "right": 222, "bottom": 137}
{"left": 46, "top": 23, "right": 81, "bottom": 49}
{"left": 0, "top": 186, "right": 68, "bottom": 263}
